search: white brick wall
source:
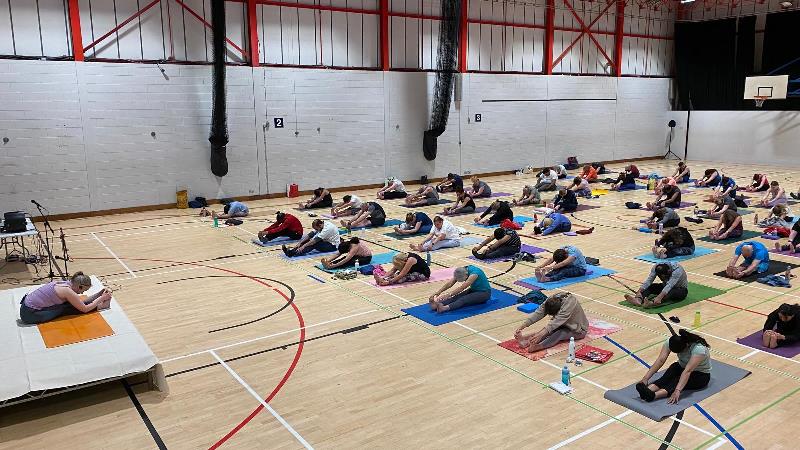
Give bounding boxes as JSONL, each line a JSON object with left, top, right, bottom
{"left": 0, "top": 60, "right": 672, "bottom": 216}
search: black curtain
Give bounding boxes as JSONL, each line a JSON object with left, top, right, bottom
{"left": 762, "top": 10, "right": 800, "bottom": 110}
{"left": 675, "top": 16, "right": 755, "bottom": 110}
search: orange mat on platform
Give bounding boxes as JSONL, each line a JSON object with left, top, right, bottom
{"left": 37, "top": 311, "right": 114, "bottom": 348}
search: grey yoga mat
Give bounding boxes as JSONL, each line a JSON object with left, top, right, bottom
{"left": 603, "top": 360, "right": 751, "bottom": 421}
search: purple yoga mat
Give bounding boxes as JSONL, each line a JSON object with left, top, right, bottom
{"left": 467, "top": 244, "right": 546, "bottom": 263}
{"left": 736, "top": 331, "right": 800, "bottom": 358}
{"left": 445, "top": 206, "right": 489, "bottom": 216}
{"left": 771, "top": 249, "right": 800, "bottom": 259}
{"left": 491, "top": 192, "right": 512, "bottom": 197}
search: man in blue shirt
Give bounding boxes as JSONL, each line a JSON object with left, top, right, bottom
{"left": 535, "top": 245, "right": 587, "bottom": 282}
{"left": 727, "top": 241, "right": 770, "bottom": 279}
{"left": 534, "top": 212, "right": 572, "bottom": 236}
{"left": 212, "top": 201, "right": 249, "bottom": 219}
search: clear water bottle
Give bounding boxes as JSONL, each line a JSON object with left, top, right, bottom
{"left": 693, "top": 206, "right": 699, "bottom": 217}
{"left": 658, "top": 223, "right": 664, "bottom": 234}
{"left": 562, "top": 365, "right": 571, "bottom": 386}
{"left": 354, "top": 259, "right": 360, "bottom": 273}
{"left": 426, "top": 251, "right": 432, "bottom": 265}
{"left": 567, "top": 337, "right": 576, "bottom": 363}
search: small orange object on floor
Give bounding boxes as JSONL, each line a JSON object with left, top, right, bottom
{"left": 37, "top": 312, "right": 114, "bottom": 348}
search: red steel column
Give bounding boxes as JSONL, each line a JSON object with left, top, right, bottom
{"left": 544, "top": 0, "right": 555, "bottom": 74}
{"left": 614, "top": 0, "right": 625, "bottom": 76}
{"left": 247, "top": 0, "right": 260, "bottom": 66}
{"left": 458, "top": 0, "right": 468, "bottom": 72}
{"left": 380, "top": 0, "right": 389, "bottom": 70}
{"left": 68, "top": 0, "right": 84, "bottom": 61}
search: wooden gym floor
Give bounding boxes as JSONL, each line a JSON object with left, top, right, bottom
{"left": 1, "top": 159, "right": 799, "bottom": 449}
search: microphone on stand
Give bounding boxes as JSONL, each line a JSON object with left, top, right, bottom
{"left": 31, "top": 199, "right": 43, "bottom": 208}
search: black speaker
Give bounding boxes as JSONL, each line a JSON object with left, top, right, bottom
{"left": 668, "top": 120, "right": 677, "bottom": 128}
{"left": 2, "top": 211, "right": 26, "bottom": 233}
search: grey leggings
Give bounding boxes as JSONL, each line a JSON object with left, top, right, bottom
{"left": 538, "top": 327, "right": 587, "bottom": 349}
{"left": 441, "top": 290, "right": 491, "bottom": 311}
{"left": 19, "top": 296, "right": 83, "bottom": 325}
{"left": 423, "top": 239, "right": 460, "bottom": 251}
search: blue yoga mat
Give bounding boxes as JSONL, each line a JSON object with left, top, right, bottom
{"left": 473, "top": 216, "right": 534, "bottom": 228}
{"left": 252, "top": 236, "right": 298, "bottom": 247}
{"left": 634, "top": 246, "right": 718, "bottom": 264}
{"left": 516, "top": 266, "right": 617, "bottom": 289}
{"left": 279, "top": 250, "right": 337, "bottom": 261}
{"left": 517, "top": 303, "right": 539, "bottom": 313}
{"left": 402, "top": 289, "right": 520, "bottom": 326}
{"left": 315, "top": 252, "right": 397, "bottom": 273}
{"left": 339, "top": 219, "right": 403, "bottom": 234}
{"left": 459, "top": 236, "right": 484, "bottom": 246}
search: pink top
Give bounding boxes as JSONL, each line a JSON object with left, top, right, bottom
{"left": 24, "top": 281, "right": 70, "bottom": 310}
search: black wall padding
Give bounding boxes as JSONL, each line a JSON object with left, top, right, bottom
{"left": 209, "top": 0, "right": 229, "bottom": 177}
{"left": 675, "top": 16, "right": 755, "bottom": 110}
{"left": 423, "top": 0, "right": 461, "bottom": 161}
{"left": 762, "top": 10, "right": 800, "bottom": 110}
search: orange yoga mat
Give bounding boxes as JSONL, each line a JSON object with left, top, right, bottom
{"left": 37, "top": 310, "right": 114, "bottom": 348}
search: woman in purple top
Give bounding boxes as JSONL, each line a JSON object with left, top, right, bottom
{"left": 19, "top": 272, "right": 112, "bottom": 324}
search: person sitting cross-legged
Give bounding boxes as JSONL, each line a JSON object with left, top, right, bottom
{"left": 513, "top": 292, "right": 588, "bottom": 353}
{"left": 625, "top": 262, "right": 688, "bottom": 308}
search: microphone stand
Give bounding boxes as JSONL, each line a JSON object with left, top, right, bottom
{"left": 32, "top": 202, "right": 65, "bottom": 282}
{"left": 55, "top": 227, "right": 71, "bottom": 278}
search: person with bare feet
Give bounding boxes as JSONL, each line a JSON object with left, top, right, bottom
{"left": 474, "top": 200, "right": 513, "bottom": 225}
{"left": 320, "top": 237, "right": 372, "bottom": 270}
{"left": 636, "top": 330, "right": 711, "bottom": 404}
{"left": 513, "top": 292, "right": 588, "bottom": 353}
{"left": 726, "top": 241, "right": 770, "bottom": 279}
{"left": 513, "top": 185, "right": 541, "bottom": 206}
{"left": 472, "top": 227, "right": 521, "bottom": 260}
{"left": 394, "top": 212, "right": 433, "bottom": 236}
{"left": 427, "top": 266, "right": 490, "bottom": 313}
{"left": 762, "top": 303, "right": 800, "bottom": 349}
{"left": 444, "top": 188, "right": 476, "bottom": 215}
{"left": 298, "top": 187, "right": 332, "bottom": 209}
{"left": 708, "top": 210, "right": 743, "bottom": 241}
{"left": 341, "top": 202, "right": 386, "bottom": 230}
{"left": 330, "top": 194, "right": 363, "bottom": 218}
{"left": 373, "top": 252, "right": 430, "bottom": 286}
{"left": 775, "top": 218, "right": 800, "bottom": 254}
{"left": 410, "top": 216, "right": 461, "bottom": 251}
{"left": 625, "top": 262, "right": 688, "bottom": 308}
{"left": 534, "top": 246, "right": 587, "bottom": 282}
{"left": 652, "top": 226, "right": 694, "bottom": 259}
{"left": 404, "top": 185, "right": 440, "bottom": 207}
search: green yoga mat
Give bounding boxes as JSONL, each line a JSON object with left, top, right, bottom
{"left": 696, "top": 229, "right": 762, "bottom": 245}
{"left": 619, "top": 282, "right": 726, "bottom": 314}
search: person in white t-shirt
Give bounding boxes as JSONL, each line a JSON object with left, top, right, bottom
{"left": 535, "top": 168, "right": 558, "bottom": 192}
{"left": 377, "top": 177, "right": 407, "bottom": 200}
{"left": 282, "top": 219, "right": 341, "bottom": 257}
{"left": 330, "top": 194, "right": 363, "bottom": 218}
{"left": 410, "top": 216, "right": 461, "bottom": 252}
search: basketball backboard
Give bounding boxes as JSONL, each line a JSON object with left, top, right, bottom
{"left": 744, "top": 75, "right": 789, "bottom": 100}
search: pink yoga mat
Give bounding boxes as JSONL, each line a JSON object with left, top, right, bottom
{"left": 498, "top": 319, "right": 622, "bottom": 361}
{"left": 367, "top": 267, "right": 456, "bottom": 290}
{"left": 736, "top": 330, "right": 800, "bottom": 358}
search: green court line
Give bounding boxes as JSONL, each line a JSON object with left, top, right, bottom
{"left": 224, "top": 227, "right": 681, "bottom": 449}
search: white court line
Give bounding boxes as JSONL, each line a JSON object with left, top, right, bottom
{"left": 547, "top": 411, "right": 634, "bottom": 450}
{"left": 211, "top": 350, "right": 314, "bottom": 449}
{"left": 161, "top": 308, "right": 381, "bottom": 363}
{"left": 706, "top": 438, "right": 730, "bottom": 450}
{"left": 739, "top": 349, "right": 760, "bottom": 360}
{"left": 91, "top": 232, "right": 137, "bottom": 278}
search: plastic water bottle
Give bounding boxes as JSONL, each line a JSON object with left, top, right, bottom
{"left": 426, "top": 251, "right": 432, "bottom": 265}
{"left": 354, "top": 259, "right": 360, "bottom": 273}
{"left": 213, "top": 217, "right": 219, "bottom": 228}
{"left": 562, "top": 365, "right": 571, "bottom": 386}
{"left": 693, "top": 206, "right": 699, "bottom": 217}
{"left": 658, "top": 223, "right": 664, "bottom": 234}
{"left": 567, "top": 337, "right": 576, "bottom": 363}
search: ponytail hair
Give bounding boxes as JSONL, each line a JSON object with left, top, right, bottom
{"left": 668, "top": 329, "right": 710, "bottom": 353}
{"left": 71, "top": 271, "right": 92, "bottom": 288}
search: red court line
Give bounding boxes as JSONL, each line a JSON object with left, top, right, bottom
{"left": 75, "top": 256, "right": 306, "bottom": 448}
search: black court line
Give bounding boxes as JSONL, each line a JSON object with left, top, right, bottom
{"left": 165, "top": 315, "right": 405, "bottom": 379}
{"left": 155, "top": 275, "right": 296, "bottom": 333}
{"left": 96, "top": 250, "right": 272, "bottom": 279}
{"left": 481, "top": 98, "right": 616, "bottom": 102}
{"left": 121, "top": 379, "right": 168, "bottom": 450}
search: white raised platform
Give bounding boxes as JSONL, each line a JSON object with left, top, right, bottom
{"left": 0, "top": 276, "right": 165, "bottom": 406}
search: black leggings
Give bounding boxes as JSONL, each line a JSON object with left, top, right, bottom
{"left": 307, "top": 197, "right": 333, "bottom": 209}
{"left": 382, "top": 191, "right": 407, "bottom": 199}
{"left": 330, "top": 253, "right": 372, "bottom": 268}
{"left": 653, "top": 361, "right": 710, "bottom": 395}
{"left": 665, "top": 244, "right": 694, "bottom": 258}
{"left": 644, "top": 283, "right": 688, "bottom": 303}
{"left": 441, "top": 290, "right": 491, "bottom": 311}
{"left": 661, "top": 218, "right": 680, "bottom": 228}
{"left": 474, "top": 245, "right": 520, "bottom": 260}
{"left": 262, "top": 229, "right": 303, "bottom": 242}
{"left": 19, "top": 295, "right": 84, "bottom": 325}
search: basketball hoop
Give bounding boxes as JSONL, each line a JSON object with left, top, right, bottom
{"left": 754, "top": 96, "right": 768, "bottom": 108}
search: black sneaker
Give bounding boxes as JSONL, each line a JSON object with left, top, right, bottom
{"left": 282, "top": 245, "right": 293, "bottom": 257}
{"left": 791, "top": 193, "right": 799, "bottom": 200}
{"left": 636, "top": 382, "right": 656, "bottom": 402}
